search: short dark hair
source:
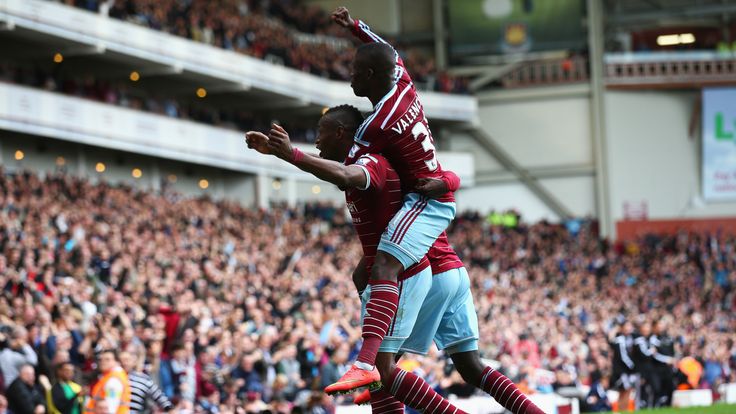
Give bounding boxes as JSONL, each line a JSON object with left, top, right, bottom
{"left": 55, "top": 361, "right": 74, "bottom": 372}
{"left": 356, "top": 43, "right": 396, "bottom": 78}
{"left": 96, "top": 348, "right": 118, "bottom": 360}
{"left": 324, "top": 105, "right": 363, "bottom": 134}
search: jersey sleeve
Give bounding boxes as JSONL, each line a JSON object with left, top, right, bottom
{"left": 441, "top": 170, "right": 461, "bottom": 192}
{"left": 353, "top": 154, "right": 388, "bottom": 191}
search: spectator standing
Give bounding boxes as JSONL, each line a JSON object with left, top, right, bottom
{"left": 6, "top": 364, "right": 46, "bottom": 414}
{"left": 651, "top": 319, "right": 676, "bottom": 407}
{"left": 230, "top": 354, "right": 264, "bottom": 399}
{"left": 39, "top": 362, "right": 83, "bottom": 414}
{"left": 118, "top": 352, "right": 172, "bottom": 414}
{"left": 610, "top": 321, "right": 637, "bottom": 411}
{"left": 634, "top": 321, "right": 657, "bottom": 408}
{"left": 0, "top": 327, "right": 39, "bottom": 386}
{"left": 84, "top": 350, "right": 131, "bottom": 414}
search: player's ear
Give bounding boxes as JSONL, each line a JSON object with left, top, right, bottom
{"left": 366, "top": 68, "right": 374, "bottom": 79}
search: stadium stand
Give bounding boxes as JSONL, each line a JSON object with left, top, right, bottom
{"left": 0, "top": 169, "right": 733, "bottom": 412}
{"left": 54, "top": 0, "right": 470, "bottom": 94}
{"left": 0, "top": 61, "right": 320, "bottom": 144}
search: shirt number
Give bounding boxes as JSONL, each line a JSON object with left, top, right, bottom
{"left": 411, "top": 122, "right": 438, "bottom": 171}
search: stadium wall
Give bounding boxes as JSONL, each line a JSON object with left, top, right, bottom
{"left": 449, "top": 86, "right": 736, "bottom": 230}
{"left": 449, "top": 85, "right": 597, "bottom": 221}
{"left": 477, "top": 87, "right": 593, "bottom": 169}
{"left": 604, "top": 90, "right": 736, "bottom": 223}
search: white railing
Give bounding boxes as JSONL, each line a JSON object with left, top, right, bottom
{"left": 501, "top": 57, "right": 589, "bottom": 88}
{"left": 605, "top": 51, "right": 736, "bottom": 63}
{"left": 0, "top": 0, "right": 477, "bottom": 123}
{"left": 0, "top": 82, "right": 475, "bottom": 184}
{"left": 498, "top": 52, "right": 736, "bottom": 89}
{"left": 606, "top": 58, "right": 736, "bottom": 87}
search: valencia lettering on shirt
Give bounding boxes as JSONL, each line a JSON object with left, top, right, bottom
{"left": 389, "top": 99, "right": 422, "bottom": 135}
{"left": 346, "top": 19, "right": 455, "bottom": 203}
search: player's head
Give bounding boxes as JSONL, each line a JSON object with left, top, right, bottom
{"left": 316, "top": 105, "right": 363, "bottom": 161}
{"left": 351, "top": 43, "right": 396, "bottom": 97}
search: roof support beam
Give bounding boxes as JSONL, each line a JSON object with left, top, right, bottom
{"left": 455, "top": 125, "right": 573, "bottom": 220}
{"left": 588, "top": 0, "right": 613, "bottom": 237}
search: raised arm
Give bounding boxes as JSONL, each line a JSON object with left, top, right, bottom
{"left": 245, "top": 127, "right": 367, "bottom": 190}
{"left": 332, "top": 7, "right": 409, "bottom": 82}
{"left": 148, "top": 378, "right": 174, "bottom": 411}
{"left": 332, "top": 7, "right": 387, "bottom": 45}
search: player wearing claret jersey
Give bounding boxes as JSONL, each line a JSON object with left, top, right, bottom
{"left": 325, "top": 7, "right": 463, "bottom": 391}
{"left": 352, "top": 233, "right": 545, "bottom": 414}
{"left": 246, "top": 107, "right": 545, "bottom": 414}
{"left": 245, "top": 105, "right": 470, "bottom": 414}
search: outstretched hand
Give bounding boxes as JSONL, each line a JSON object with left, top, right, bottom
{"left": 267, "top": 124, "right": 295, "bottom": 161}
{"left": 245, "top": 131, "right": 271, "bottom": 155}
{"left": 414, "top": 177, "right": 448, "bottom": 199}
{"left": 331, "top": 7, "right": 354, "bottom": 28}
{"left": 39, "top": 375, "right": 52, "bottom": 390}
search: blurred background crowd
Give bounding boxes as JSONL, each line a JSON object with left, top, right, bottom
{"left": 54, "top": 0, "right": 469, "bottom": 94}
{"left": 0, "top": 169, "right": 734, "bottom": 413}
{"left": 0, "top": 62, "right": 317, "bottom": 145}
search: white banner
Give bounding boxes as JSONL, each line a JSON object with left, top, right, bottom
{"left": 702, "top": 88, "right": 736, "bottom": 201}
{"left": 0, "top": 82, "right": 474, "bottom": 184}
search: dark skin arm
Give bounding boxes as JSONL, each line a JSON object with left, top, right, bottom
{"left": 245, "top": 126, "right": 368, "bottom": 189}
{"left": 414, "top": 178, "right": 448, "bottom": 198}
{"left": 245, "top": 126, "right": 455, "bottom": 199}
{"left": 331, "top": 7, "right": 355, "bottom": 29}
{"left": 352, "top": 257, "right": 369, "bottom": 294}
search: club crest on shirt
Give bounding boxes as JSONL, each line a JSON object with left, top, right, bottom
{"left": 348, "top": 144, "right": 360, "bottom": 159}
{"left": 347, "top": 201, "right": 358, "bottom": 214}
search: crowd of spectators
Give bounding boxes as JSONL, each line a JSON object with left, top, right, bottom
{"left": 0, "top": 169, "right": 734, "bottom": 413}
{"left": 52, "top": 0, "right": 470, "bottom": 94}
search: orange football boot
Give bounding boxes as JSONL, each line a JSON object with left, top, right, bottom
{"left": 324, "top": 365, "right": 381, "bottom": 395}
